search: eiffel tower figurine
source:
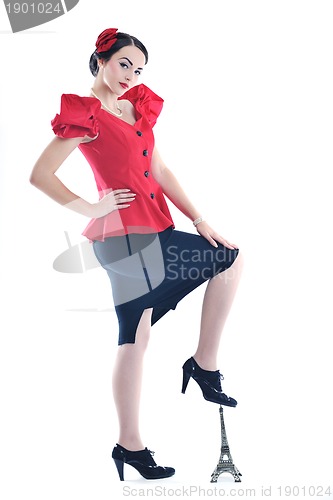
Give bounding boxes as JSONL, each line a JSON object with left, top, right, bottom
{"left": 210, "top": 405, "right": 242, "bottom": 482}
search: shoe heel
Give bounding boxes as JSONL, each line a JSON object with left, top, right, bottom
{"left": 113, "top": 458, "right": 124, "bottom": 481}
{"left": 181, "top": 369, "right": 191, "bottom": 394}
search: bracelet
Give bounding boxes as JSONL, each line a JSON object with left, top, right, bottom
{"left": 193, "top": 216, "right": 204, "bottom": 227}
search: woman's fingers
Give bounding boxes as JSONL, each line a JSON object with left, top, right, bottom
{"left": 214, "top": 234, "right": 238, "bottom": 250}
{"left": 93, "top": 188, "right": 136, "bottom": 217}
{"left": 207, "top": 235, "right": 219, "bottom": 248}
{"left": 112, "top": 189, "right": 136, "bottom": 197}
{"left": 197, "top": 224, "right": 238, "bottom": 250}
{"left": 106, "top": 189, "right": 136, "bottom": 205}
{"left": 215, "top": 237, "right": 238, "bottom": 249}
{"left": 208, "top": 237, "right": 237, "bottom": 250}
{"left": 112, "top": 189, "right": 131, "bottom": 194}
{"left": 116, "top": 194, "right": 136, "bottom": 206}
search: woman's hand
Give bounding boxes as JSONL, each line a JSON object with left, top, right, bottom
{"left": 91, "top": 189, "right": 136, "bottom": 218}
{"left": 195, "top": 221, "right": 238, "bottom": 250}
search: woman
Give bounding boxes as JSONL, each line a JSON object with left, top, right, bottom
{"left": 30, "top": 28, "right": 243, "bottom": 481}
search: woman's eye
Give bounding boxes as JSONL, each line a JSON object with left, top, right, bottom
{"left": 135, "top": 70, "right": 141, "bottom": 76}
{"left": 120, "top": 62, "right": 128, "bottom": 69}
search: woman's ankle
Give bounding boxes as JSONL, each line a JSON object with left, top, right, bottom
{"left": 192, "top": 353, "right": 218, "bottom": 371}
{"left": 117, "top": 437, "right": 145, "bottom": 451}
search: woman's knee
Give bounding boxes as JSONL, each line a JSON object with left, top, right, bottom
{"left": 234, "top": 249, "right": 244, "bottom": 268}
{"left": 215, "top": 250, "right": 243, "bottom": 285}
{"left": 135, "top": 308, "right": 153, "bottom": 350}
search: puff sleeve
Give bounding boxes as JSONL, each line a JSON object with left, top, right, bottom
{"left": 119, "top": 84, "right": 164, "bottom": 127}
{"left": 51, "top": 94, "right": 101, "bottom": 139}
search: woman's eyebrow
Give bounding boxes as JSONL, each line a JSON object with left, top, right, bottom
{"left": 119, "top": 57, "right": 143, "bottom": 70}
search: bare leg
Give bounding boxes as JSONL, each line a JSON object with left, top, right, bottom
{"left": 193, "top": 252, "right": 244, "bottom": 371}
{"left": 112, "top": 308, "right": 153, "bottom": 451}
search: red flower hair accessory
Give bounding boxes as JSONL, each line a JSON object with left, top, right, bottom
{"left": 95, "top": 28, "right": 118, "bottom": 54}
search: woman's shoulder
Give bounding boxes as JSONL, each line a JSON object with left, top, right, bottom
{"left": 119, "top": 84, "right": 164, "bottom": 127}
{"left": 121, "top": 83, "right": 162, "bottom": 99}
{"left": 56, "top": 93, "right": 102, "bottom": 113}
{"left": 51, "top": 93, "right": 101, "bottom": 139}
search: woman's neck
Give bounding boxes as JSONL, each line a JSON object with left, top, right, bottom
{"left": 90, "top": 84, "right": 122, "bottom": 116}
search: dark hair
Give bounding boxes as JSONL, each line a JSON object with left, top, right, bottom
{"left": 89, "top": 32, "right": 149, "bottom": 77}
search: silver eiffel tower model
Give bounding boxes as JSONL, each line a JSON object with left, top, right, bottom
{"left": 210, "top": 405, "right": 242, "bottom": 482}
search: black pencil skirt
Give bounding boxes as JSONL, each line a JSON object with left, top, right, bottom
{"left": 93, "top": 226, "right": 239, "bottom": 344}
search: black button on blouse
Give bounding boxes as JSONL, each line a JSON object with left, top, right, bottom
{"left": 150, "top": 193, "right": 155, "bottom": 199}
{"left": 143, "top": 149, "right": 148, "bottom": 156}
{"left": 144, "top": 171, "right": 149, "bottom": 177}
{"left": 136, "top": 130, "right": 142, "bottom": 136}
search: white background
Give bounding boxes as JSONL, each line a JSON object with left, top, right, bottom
{"left": 1, "top": 1, "right": 333, "bottom": 498}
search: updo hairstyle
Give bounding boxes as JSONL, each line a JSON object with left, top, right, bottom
{"left": 89, "top": 32, "right": 149, "bottom": 77}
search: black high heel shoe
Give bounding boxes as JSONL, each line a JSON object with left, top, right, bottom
{"left": 182, "top": 357, "right": 237, "bottom": 407}
{"left": 112, "top": 443, "right": 175, "bottom": 481}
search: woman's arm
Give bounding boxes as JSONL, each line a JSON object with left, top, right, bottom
{"left": 151, "top": 147, "right": 238, "bottom": 249}
{"left": 151, "top": 147, "right": 201, "bottom": 221}
{"left": 30, "top": 136, "right": 136, "bottom": 218}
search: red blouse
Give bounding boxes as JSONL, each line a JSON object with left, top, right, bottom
{"left": 51, "top": 84, "right": 175, "bottom": 241}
